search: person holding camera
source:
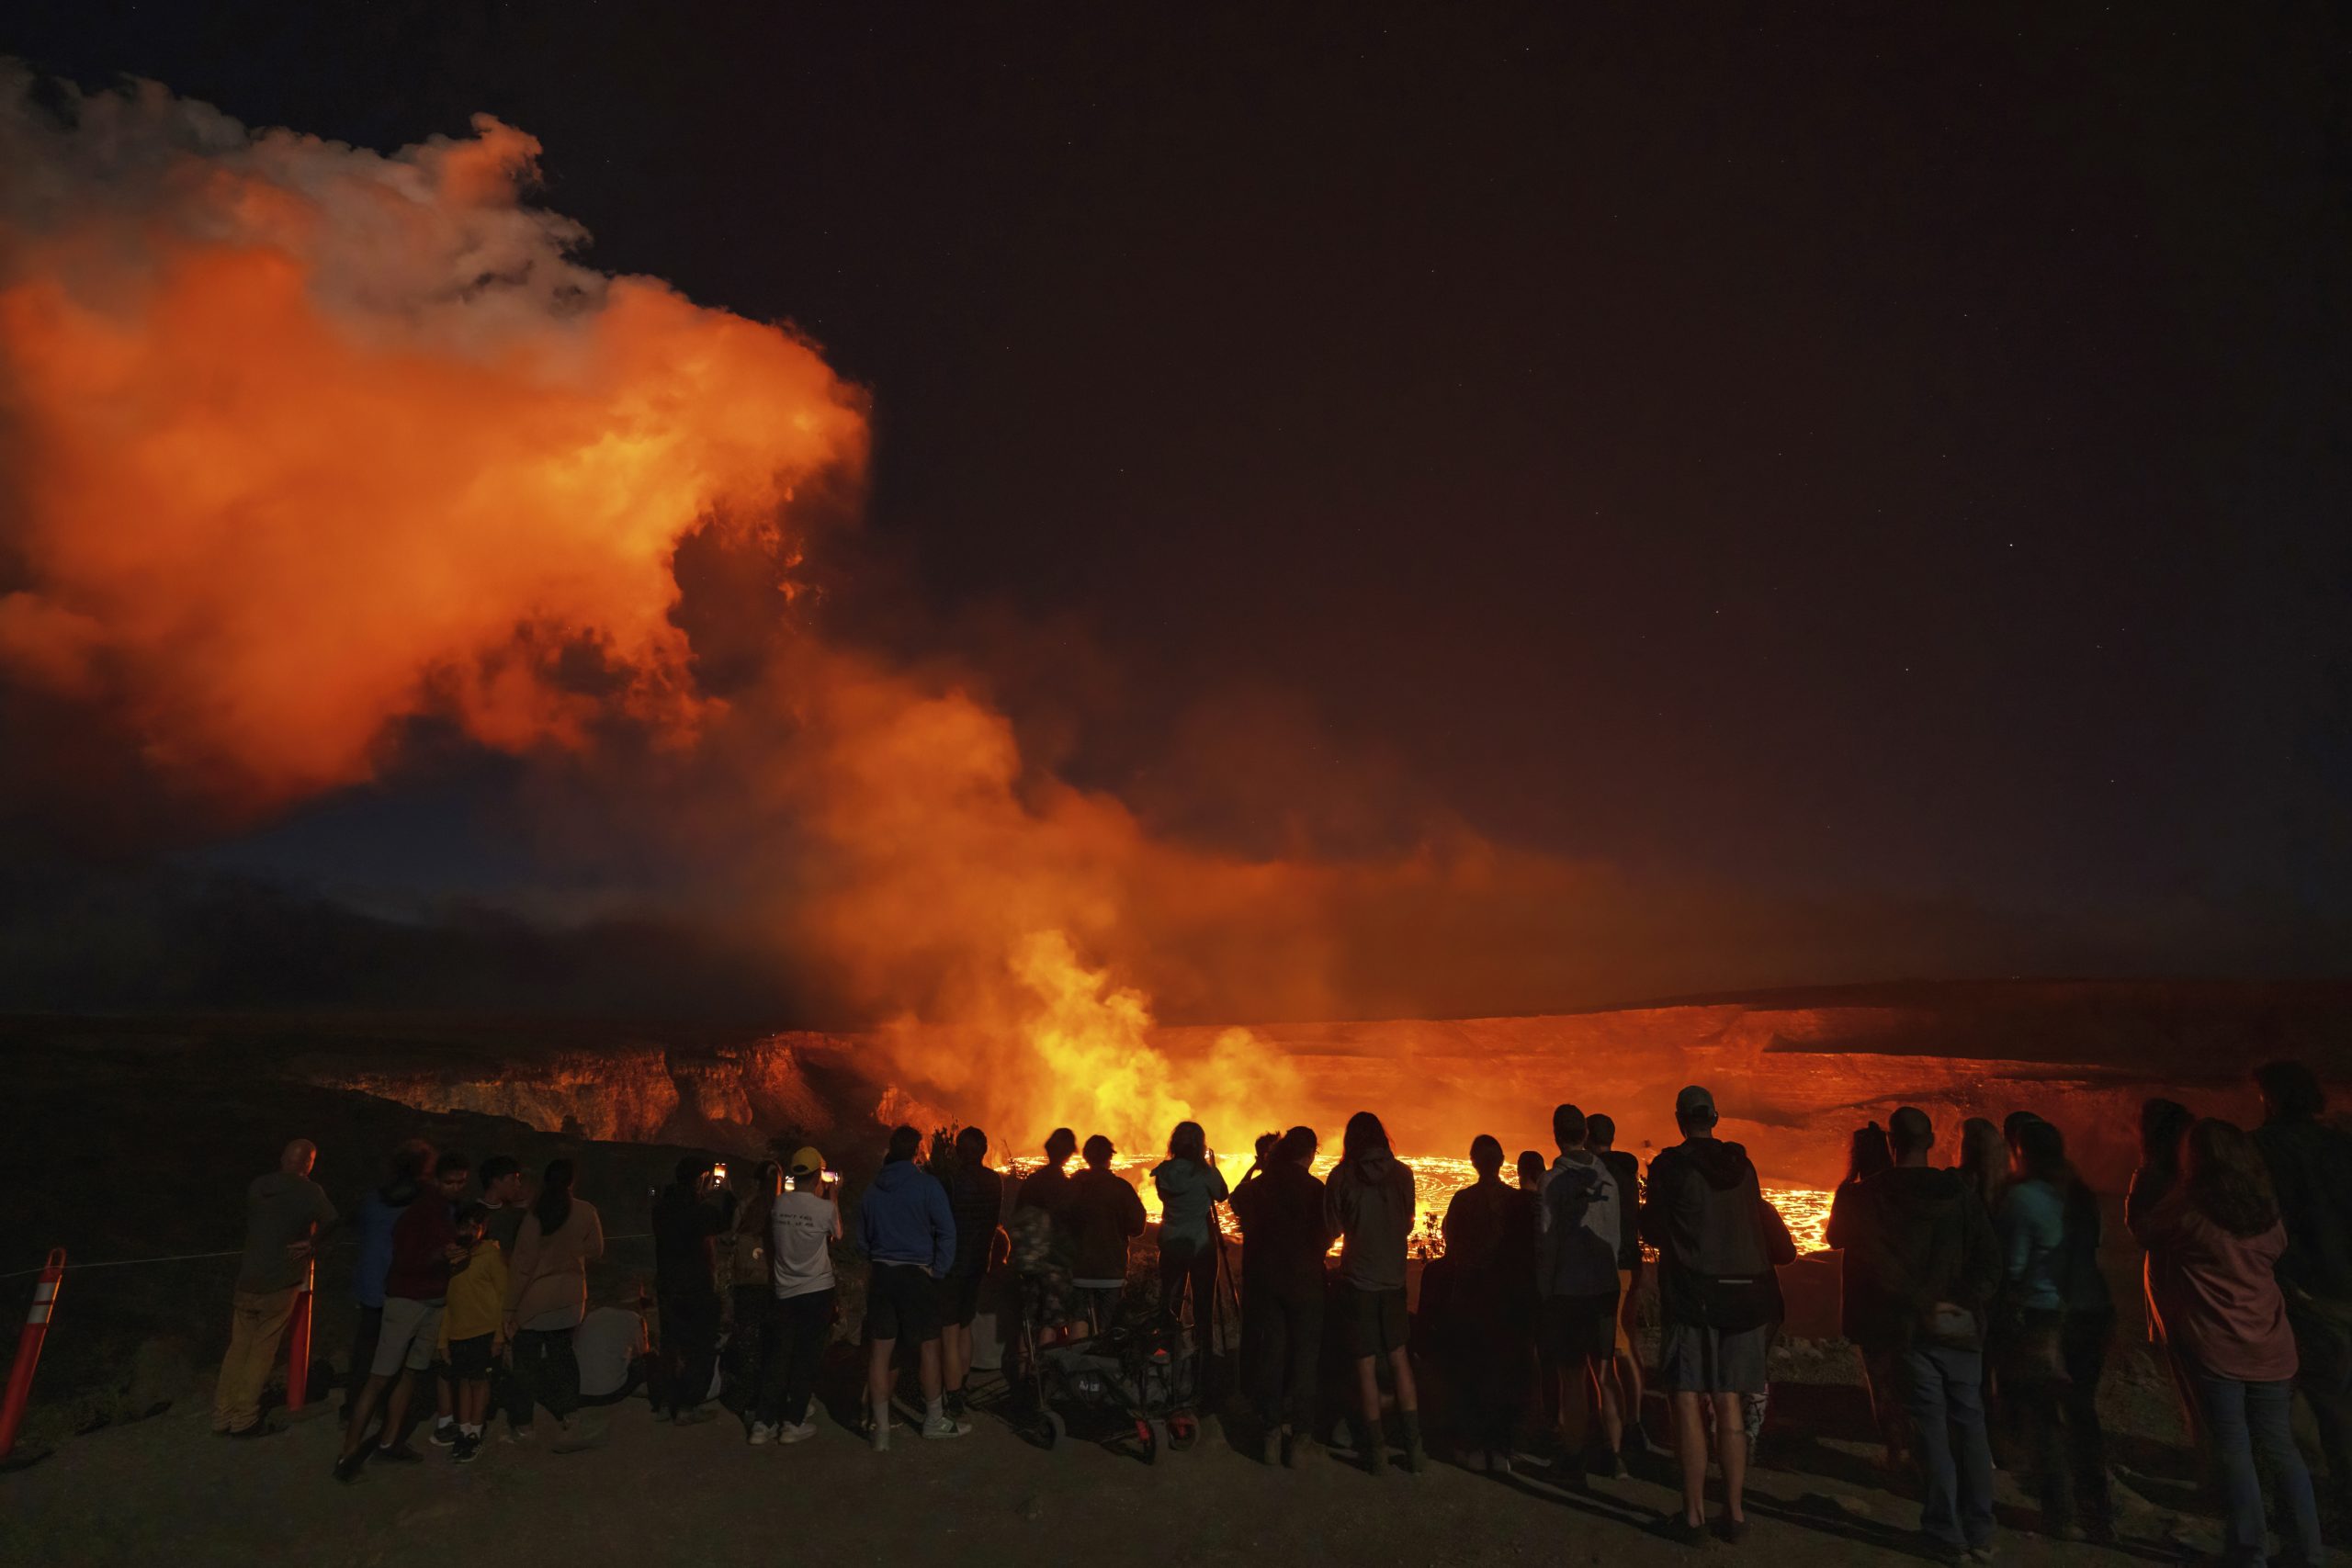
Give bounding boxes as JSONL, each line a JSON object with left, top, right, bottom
{"left": 651, "top": 1156, "right": 734, "bottom": 1427}
{"left": 754, "top": 1147, "right": 842, "bottom": 1444}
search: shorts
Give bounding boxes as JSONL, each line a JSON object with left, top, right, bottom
{"left": 864, "top": 1262, "right": 941, "bottom": 1345}
{"left": 372, "top": 1296, "right": 445, "bottom": 1377}
{"left": 1614, "top": 1269, "right": 1635, "bottom": 1356}
{"left": 445, "top": 1331, "right": 496, "bottom": 1380}
{"left": 1541, "top": 1290, "right": 1622, "bottom": 1365}
{"left": 941, "top": 1269, "right": 985, "bottom": 1329}
{"left": 1657, "top": 1320, "right": 1770, "bottom": 1394}
{"left": 1336, "top": 1285, "right": 1408, "bottom": 1359}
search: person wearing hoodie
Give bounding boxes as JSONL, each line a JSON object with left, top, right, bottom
{"left": 341, "top": 1140, "right": 431, "bottom": 1424}
{"left": 1847, "top": 1106, "right": 2001, "bottom": 1565}
{"left": 2251, "top": 1058, "right": 2352, "bottom": 1516}
{"left": 1066, "top": 1134, "right": 1148, "bottom": 1331}
{"left": 2134, "top": 1118, "right": 2324, "bottom": 1568}
{"left": 1151, "top": 1120, "right": 1230, "bottom": 1351}
{"left": 857, "top": 1123, "right": 964, "bottom": 1448}
{"left": 1827, "top": 1122, "right": 1908, "bottom": 1473}
{"left": 1231, "top": 1125, "right": 1333, "bottom": 1468}
{"left": 503, "top": 1157, "right": 604, "bottom": 1446}
{"left": 214, "top": 1138, "right": 337, "bottom": 1439}
{"left": 1325, "top": 1111, "right": 1423, "bottom": 1474}
{"left": 1641, "top": 1086, "right": 1791, "bottom": 1545}
{"left": 1537, "top": 1103, "right": 1626, "bottom": 1475}
{"left": 937, "top": 1126, "right": 1004, "bottom": 1422}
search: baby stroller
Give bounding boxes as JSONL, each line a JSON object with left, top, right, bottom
{"left": 1015, "top": 1281, "right": 1202, "bottom": 1464}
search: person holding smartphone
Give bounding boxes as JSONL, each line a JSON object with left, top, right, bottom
{"left": 651, "top": 1156, "right": 733, "bottom": 1426}
{"left": 755, "top": 1147, "right": 842, "bottom": 1444}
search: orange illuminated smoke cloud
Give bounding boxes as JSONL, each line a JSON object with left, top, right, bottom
{"left": 0, "top": 75, "right": 866, "bottom": 813}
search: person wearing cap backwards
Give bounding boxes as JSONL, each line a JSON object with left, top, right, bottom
{"left": 858, "top": 1124, "right": 965, "bottom": 1448}
{"left": 1641, "top": 1086, "right": 1794, "bottom": 1545}
{"left": 753, "top": 1145, "right": 842, "bottom": 1445}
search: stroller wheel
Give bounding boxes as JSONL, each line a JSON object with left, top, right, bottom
{"left": 1046, "top": 1411, "right": 1067, "bottom": 1447}
{"left": 1168, "top": 1414, "right": 1197, "bottom": 1452}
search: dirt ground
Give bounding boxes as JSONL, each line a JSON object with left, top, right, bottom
{"left": 0, "top": 1341, "right": 2288, "bottom": 1568}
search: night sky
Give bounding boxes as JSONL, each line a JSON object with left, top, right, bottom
{"left": 4, "top": 3, "right": 2348, "bottom": 1011}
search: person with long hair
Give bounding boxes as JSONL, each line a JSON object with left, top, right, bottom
{"left": 2132, "top": 1119, "right": 2324, "bottom": 1567}
{"left": 1996, "top": 1119, "right": 2113, "bottom": 1540}
{"left": 1325, "top": 1111, "right": 1422, "bottom": 1473}
{"left": 1956, "top": 1118, "right": 2007, "bottom": 1215}
{"left": 1150, "top": 1120, "right": 1230, "bottom": 1369}
{"left": 502, "top": 1157, "right": 605, "bottom": 1446}
{"left": 1439, "top": 1134, "right": 1533, "bottom": 1472}
{"left": 1828, "top": 1122, "right": 1907, "bottom": 1472}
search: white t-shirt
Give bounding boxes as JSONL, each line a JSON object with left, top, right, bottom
{"left": 771, "top": 1189, "right": 841, "bottom": 1299}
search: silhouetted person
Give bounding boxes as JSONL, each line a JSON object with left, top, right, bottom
{"left": 1439, "top": 1134, "right": 1532, "bottom": 1472}
{"left": 724, "top": 1161, "right": 783, "bottom": 1441}
{"left": 859, "top": 1123, "right": 962, "bottom": 1448}
{"left": 343, "top": 1141, "right": 431, "bottom": 1424}
{"left": 1066, "top": 1134, "right": 1147, "bottom": 1333}
{"left": 503, "top": 1157, "right": 604, "bottom": 1447}
{"left": 1010, "top": 1126, "right": 1080, "bottom": 1355}
{"left": 1642, "top": 1086, "right": 1789, "bottom": 1544}
{"left": 1326, "top": 1110, "right": 1421, "bottom": 1474}
{"left": 215, "top": 1138, "right": 335, "bottom": 1439}
{"left": 1231, "top": 1125, "right": 1332, "bottom": 1467}
{"left": 1587, "top": 1111, "right": 1651, "bottom": 1455}
{"left": 938, "top": 1126, "right": 1003, "bottom": 1420}
{"left": 2251, "top": 1059, "right": 2352, "bottom": 1515}
{"left": 1152, "top": 1121, "right": 1229, "bottom": 1359}
{"left": 1956, "top": 1117, "right": 2006, "bottom": 1215}
{"left": 1996, "top": 1118, "right": 2113, "bottom": 1540}
{"left": 651, "top": 1156, "right": 730, "bottom": 1425}
{"left": 1827, "top": 1121, "right": 1908, "bottom": 1472}
{"left": 2128, "top": 1097, "right": 2204, "bottom": 1464}
{"left": 1537, "top": 1102, "right": 1625, "bottom": 1475}
{"left": 336, "top": 1151, "right": 470, "bottom": 1480}
{"left": 2134, "top": 1119, "right": 2324, "bottom": 1567}
{"left": 1848, "top": 1106, "right": 2000, "bottom": 1564}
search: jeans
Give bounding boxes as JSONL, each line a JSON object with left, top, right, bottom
{"left": 755, "top": 1289, "right": 835, "bottom": 1427}
{"left": 1894, "top": 1343, "right": 1996, "bottom": 1551}
{"left": 509, "top": 1326, "right": 582, "bottom": 1423}
{"left": 1243, "top": 1273, "right": 1323, "bottom": 1436}
{"left": 2186, "top": 1365, "right": 2324, "bottom": 1567}
{"left": 213, "top": 1288, "right": 296, "bottom": 1432}
{"left": 2012, "top": 1307, "right": 2114, "bottom": 1531}
{"left": 658, "top": 1290, "right": 720, "bottom": 1416}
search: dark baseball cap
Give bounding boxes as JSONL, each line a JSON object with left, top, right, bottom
{"left": 1674, "top": 1085, "right": 1719, "bottom": 1123}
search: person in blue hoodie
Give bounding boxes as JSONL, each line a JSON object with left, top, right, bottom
{"left": 857, "top": 1123, "right": 962, "bottom": 1449}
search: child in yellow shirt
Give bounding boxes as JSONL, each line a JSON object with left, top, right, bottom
{"left": 436, "top": 1202, "right": 509, "bottom": 1462}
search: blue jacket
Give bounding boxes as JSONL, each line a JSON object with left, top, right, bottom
{"left": 858, "top": 1158, "right": 956, "bottom": 1276}
{"left": 351, "top": 1187, "right": 412, "bottom": 1309}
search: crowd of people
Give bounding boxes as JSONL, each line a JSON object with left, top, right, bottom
{"left": 211, "top": 1059, "right": 2348, "bottom": 1565}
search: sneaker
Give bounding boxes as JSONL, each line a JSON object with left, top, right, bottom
{"left": 672, "top": 1406, "right": 718, "bottom": 1427}
{"left": 944, "top": 1389, "right": 967, "bottom": 1421}
{"left": 500, "top": 1425, "right": 535, "bottom": 1445}
{"left": 373, "top": 1442, "right": 424, "bottom": 1464}
{"left": 333, "top": 1450, "right": 368, "bottom": 1483}
{"left": 1715, "top": 1517, "right": 1751, "bottom": 1545}
{"left": 1595, "top": 1447, "right": 1629, "bottom": 1480}
{"left": 871, "top": 1416, "right": 892, "bottom": 1452}
{"left": 922, "top": 1413, "right": 970, "bottom": 1440}
{"left": 429, "top": 1421, "right": 458, "bottom": 1447}
{"left": 226, "top": 1419, "right": 272, "bottom": 1440}
{"left": 779, "top": 1421, "right": 820, "bottom": 1445}
{"left": 453, "top": 1435, "right": 480, "bottom": 1464}
{"left": 1659, "top": 1516, "right": 1709, "bottom": 1547}
{"left": 748, "top": 1422, "right": 775, "bottom": 1446}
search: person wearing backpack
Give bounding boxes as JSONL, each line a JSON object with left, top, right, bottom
{"left": 1640, "top": 1086, "right": 1794, "bottom": 1545}
{"left": 1848, "top": 1107, "right": 2002, "bottom": 1566}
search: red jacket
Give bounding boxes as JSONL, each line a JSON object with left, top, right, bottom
{"left": 385, "top": 1197, "right": 457, "bottom": 1302}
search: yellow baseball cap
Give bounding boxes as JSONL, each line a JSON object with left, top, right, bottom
{"left": 788, "top": 1146, "right": 826, "bottom": 1177}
